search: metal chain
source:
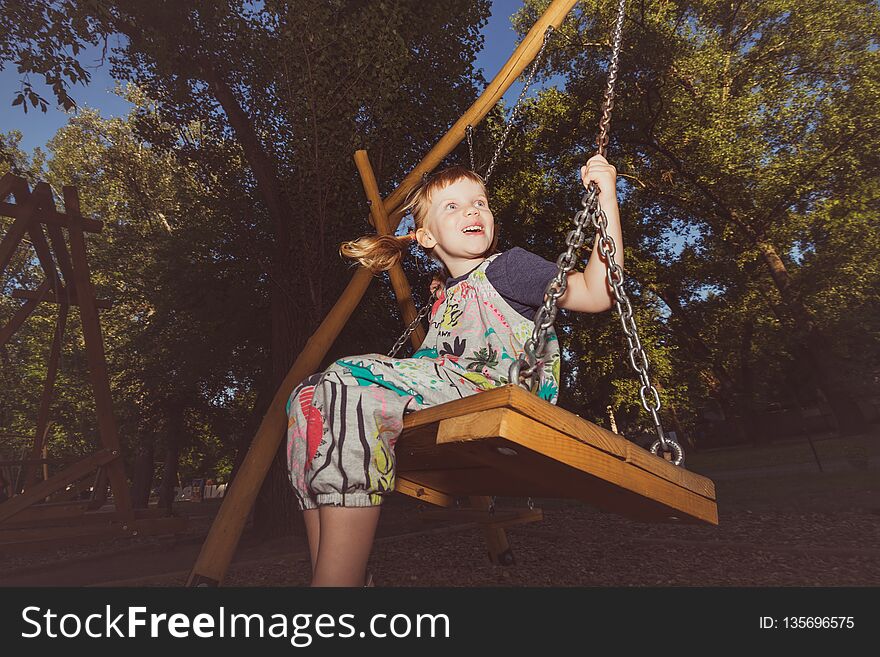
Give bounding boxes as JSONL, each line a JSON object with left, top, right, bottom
{"left": 506, "top": 0, "right": 683, "bottom": 465}
{"left": 387, "top": 300, "right": 434, "bottom": 358}
{"left": 388, "top": 26, "right": 555, "bottom": 357}
{"left": 483, "top": 25, "right": 556, "bottom": 183}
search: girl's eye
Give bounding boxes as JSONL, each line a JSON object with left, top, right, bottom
{"left": 476, "top": 200, "right": 486, "bottom": 207}
{"left": 446, "top": 202, "right": 457, "bottom": 210}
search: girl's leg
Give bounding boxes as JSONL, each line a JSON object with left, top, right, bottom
{"left": 302, "top": 508, "right": 321, "bottom": 577}
{"left": 311, "top": 505, "right": 381, "bottom": 587}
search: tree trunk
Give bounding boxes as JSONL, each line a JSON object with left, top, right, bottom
{"left": 158, "top": 409, "right": 183, "bottom": 514}
{"left": 647, "top": 282, "right": 746, "bottom": 429}
{"left": 130, "top": 435, "right": 155, "bottom": 509}
{"left": 739, "top": 315, "right": 764, "bottom": 446}
{"left": 250, "top": 279, "right": 306, "bottom": 539}
{"left": 757, "top": 241, "right": 867, "bottom": 435}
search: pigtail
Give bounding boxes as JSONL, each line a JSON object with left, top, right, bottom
{"left": 339, "top": 233, "right": 415, "bottom": 274}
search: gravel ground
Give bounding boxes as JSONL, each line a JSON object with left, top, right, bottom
{"left": 3, "top": 465, "right": 879, "bottom": 587}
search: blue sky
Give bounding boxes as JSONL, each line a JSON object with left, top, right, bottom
{"left": 0, "top": 0, "right": 543, "bottom": 156}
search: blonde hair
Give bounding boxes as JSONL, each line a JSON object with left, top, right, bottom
{"left": 339, "top": 165, "right": 500, "bottom": 278}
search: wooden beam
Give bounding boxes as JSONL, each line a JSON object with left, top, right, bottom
{"left": 0, "top": 280, "right": 51, "bottom": 347}
{"left": 11, "top": 288, "right": 113, "bottom": 309}
{"left": 0, "top": 449, "right": 117, "bottom": 524}
{"left": 0, "top": 201, "right": 103, "bottom": 233}
{"left": 22, "top": 306, "right": 67, "bottom": 489}
{"left": 395, "top": 477, "right": 455, "bottom": 507}
{"left": 0, "top": 177, "right": 35, "bottom": 277}
{"left": 353, "top": 149, "right": 426, "bottom": 349}
{"left": 0, "top": 516, "right": 186, "bottom": 556}
{"left": 187, "top": 0, "right": 580, "bottom": 588}
{"left": 63, "top": 186, "right": 134, "bottom": 521}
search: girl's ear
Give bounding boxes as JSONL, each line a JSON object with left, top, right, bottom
{"left": 416, "top": 226, "right": 435, "bottom": 248}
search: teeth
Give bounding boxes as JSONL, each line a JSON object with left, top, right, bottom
{"left": 462, "top": 225, "right": 483, "bottom": 233}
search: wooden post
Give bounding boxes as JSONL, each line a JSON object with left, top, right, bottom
{"left": 353, "top": 150, "right": 426, "bottom": 349}
{"left": 187, "top": 0, "right": 579, "bottom": 586}
{"left": 22, "top": 306, "right": 67, "bottom": 489}
{"left": 63, "top": 186, "right": 134, "bottom": 521}
{"left": 0, "top": 175, "right": 35, "bottom": 276}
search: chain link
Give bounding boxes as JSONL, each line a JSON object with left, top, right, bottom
{"left": 387, "top": 299, "right": 434, "bottom": 358}
{"left": 466, "top": 124, "right": 475, "bottom": 171}
{"left": 483, "top": 26, "right": 556, "bottom": 183}
{"left": 506, "top": 0, "right": 683, "bottom": 465}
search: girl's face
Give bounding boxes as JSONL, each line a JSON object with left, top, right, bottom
{"left": 416, "top": 177, "right": 494, "bottom": 265}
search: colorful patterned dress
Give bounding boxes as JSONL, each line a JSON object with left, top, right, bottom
{"left": 286, "top": 252, "right": 561, "bottom": 510}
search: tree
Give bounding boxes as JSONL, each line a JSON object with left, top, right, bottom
{"left": 509, "top": 0, "right": 880, "bottom": 437}
{"left": 2, "top": 0, "right": 493, "bottom": 534}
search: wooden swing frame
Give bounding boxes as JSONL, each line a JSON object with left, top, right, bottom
{"left": 187, "top": 0, "right": 716, "bottom": 587}
{"left": 0, "top": 175, "right": 186, "bottom": 556}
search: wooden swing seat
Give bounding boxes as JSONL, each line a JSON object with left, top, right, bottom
{"left": 395, "top": 384, "right": 718, "bottom": 525}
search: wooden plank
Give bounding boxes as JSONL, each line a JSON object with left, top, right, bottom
{"left": 399, "top": 464, "right": 565, "bottom": 498}
{"left": 625, "top": 443, "right": 716, "bottom": 499}
{"left": 0, "top": 449, "right": 117, "bottom": 523}
{"left": 64, "top": 186, "right": 134, "bottom": 521}
{"left": 402, "top": 384, "right": 715, "bottom": 498}
{"left": 0, "top": 280, "right": 50, "bottom": 347}
{"left": 0, "top": 201, "right": 103, "bottom": 232}
{"left": 0, "top": 516, "right": 185, "bottom": 557}
{"left": 403, "top": 386, "right": 627, "bottom": 456}
{"left": 11, "top": 288, "right": 113, "bottom": 309}
{"left": 395, "top": 477, "right": 454, "bottom": 507}
{"left": 435, "top": 408, "right": 718, "bottom": 524}
{"left": 1, "top": 501, "right": 90, "bottom": 524}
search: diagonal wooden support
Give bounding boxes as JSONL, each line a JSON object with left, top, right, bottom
{"left": 21, "top": 305, "right": 68, "bottom": 490}
{"left": 0, "top": 280, "right": 51, "bottom": 347}
{"left": 187, "top": 0, "right": 580, "bottom": 587}
{"left": 0, "top": 449, "right": 118, "bottom": 524}
{"left": 0, "top": 175, "right": 37, "bottom": 277}
{"left": 353, "top": 149, "right": 426, "bottom": 350}
{"left": 63, "top": 185, "right": 134, "bottom": 521}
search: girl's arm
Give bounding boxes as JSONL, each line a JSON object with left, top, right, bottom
{"left": 555, "top": 154, "right": 622, "bottom": 313}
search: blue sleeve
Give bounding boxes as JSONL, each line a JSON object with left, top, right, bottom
{"left": 492, "top": 247, "right": 559, "bottom": 309}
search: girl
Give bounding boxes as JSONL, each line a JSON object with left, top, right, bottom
{"left": 287, "top": 154, "right": 620, "bottom": 586}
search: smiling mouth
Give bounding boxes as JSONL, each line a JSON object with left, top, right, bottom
{"left": 461, "top": 225, "right": 485, "bottom": 235}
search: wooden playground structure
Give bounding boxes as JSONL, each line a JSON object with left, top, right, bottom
{"left": 186, "top": 0, "right": 717, "bottom": 587}
{"left": 0, "top": 174, "right": 185, "bottom": 555}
